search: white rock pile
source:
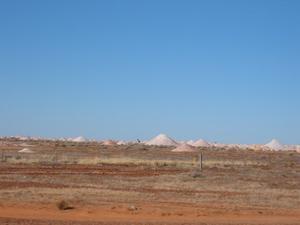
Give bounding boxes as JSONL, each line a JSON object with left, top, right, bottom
{"left": 171, "top": 143, "right": 198, "bottom": 152}
{"left": 18, "top": 148, "right": 34, "bottom": 153}
{"left": 189, "top": 139, "right": 210, "bottom": 147}
{"left": 71, "top": 136, "right": 88, "bottom": 142}
{"left": 264, "top": 139, "right": 285, "bottom": 151}
{"left": 145, "top": 134, "right": 178, "bottom": 146}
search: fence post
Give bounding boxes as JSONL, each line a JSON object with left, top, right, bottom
{"left": 1, "top": 150, "right": 6, "bottom": 163}
{"left": 199, "top": 152, "right": 203, "bottom": 171}
{"left": 53, "top": 147, "right": 58, "bottom": 166}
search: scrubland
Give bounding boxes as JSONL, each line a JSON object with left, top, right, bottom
{"left": 0, "top": 139, "right": 299, "bottom": 225}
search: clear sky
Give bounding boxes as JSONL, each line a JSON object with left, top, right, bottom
{"left": 1, "top": 0, "right": 299, "bottom": 144}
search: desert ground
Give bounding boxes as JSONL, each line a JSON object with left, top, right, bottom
{"left": 0, "top": 138, "right": 299, "bottom": 225}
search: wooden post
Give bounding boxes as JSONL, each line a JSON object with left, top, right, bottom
{"left": 199, "top": 152, "right": 203, "bottom": 171}
{"left": 53, "top": 147, "right": 58, "bottom": 165}
{"left": 56, "top": 147, "right": 58, "bottom": 164}
{"left": 191, "top": 152, "right": 203, "bottom": 178}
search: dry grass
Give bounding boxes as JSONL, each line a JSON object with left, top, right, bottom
{"left": 7, "top": 155, "right": 267, "bottom": 169}
{"left": 4, "top": 155, "right": 267, "bottom": 169}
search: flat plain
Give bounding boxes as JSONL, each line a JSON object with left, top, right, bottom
{"left": 0, "top": 138, "right": 299, "bottom": 225}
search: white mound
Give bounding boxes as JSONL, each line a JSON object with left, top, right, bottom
{"left": 145, "top": 134, "right": 178, "bottom": 146}
{"left": 212, "top": 142, "right": 226, "bottom": 148}
{"left": 18, "top": 148, "right": 34, "bottom": 153}
{"left": 236, "top": 144, "right": 250, "bottom": 150}
{"left": 117, "top": 140, "right": 127, "bottom": 145}
{"left": 16, "top": 136, "right": 30, "bottom": 141}
{"left": 19, "top": 143, "right": 32, "bottom": 147}
{"left": 172, "top": 144, "right": 198, "bottom": 152}
{"left": 265, "top": 139, "right": 285, "bottom": 151}
{"left": 102, "top": 140, "right": 117, "bottom": 146}
{"left": 190, "top": 139, "right": 210, "bottom": 147}
{"left": 186, "top": 140, "right": 195, "bottom": 145}
{"left": 72, "top": 136, "right": 88, "bottom": 142}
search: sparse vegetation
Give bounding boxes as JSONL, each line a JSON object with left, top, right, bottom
{"left": 2, "top": 154, "right": 268, "bottom": 169}
{"left": 0, "top": 138, "right": 299, "bottom": 224}
{"left": 191, "top": 168, "right": 203, "bottom": 178}
{"left": 56, "top": 200, "right": 73, "bottom": 210}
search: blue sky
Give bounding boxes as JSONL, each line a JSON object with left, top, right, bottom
{"left": 1, "top": 0, "right": 299, "bottom": 144}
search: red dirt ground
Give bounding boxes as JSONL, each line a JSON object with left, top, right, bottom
{"left": 0, "top": 203, "right": 299, "bottom": 225}
{"left": 1, "top": 140, "right": 299, "bottom": 225}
